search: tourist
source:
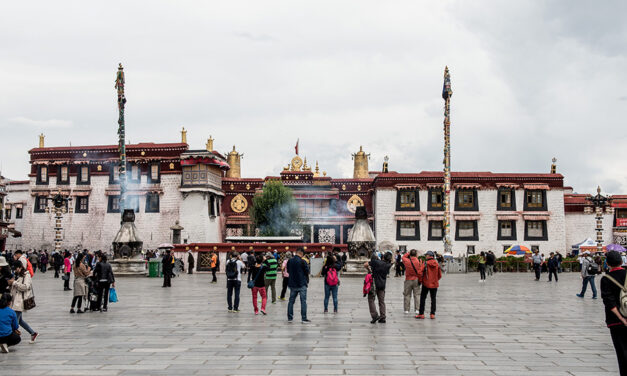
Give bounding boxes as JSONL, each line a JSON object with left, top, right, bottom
{"left": 29, "top": 251, "right": 38, "bottom": 275}
{"left": 63, "top": 251, "right": 72, "bottom": 291}
{"left": 161, "top": 249, "right": 173, "bottom": 288}
{"left": 263, "top": 252, "right": 279, "bottom": 304}
{"left": 70, "top": 253, "right": 91, "bottom": 313}
{"left": 416, "top": 251, "right": 443, "bottom": 320}
{"left": 225, "top": 252, "right": 245, "bottom": 313}
{"left": 547, "top": 252, "right": 558, "bottom": 282}
{"left": 478, "top": 252, "right": 487, "bottom": 282}
{"left": 486, "top": 251, "right": 496, "bottom": 276}
{"left": 52, "top": 251, "right": 62, "bottom": 278}
{"left": 39, "top": 251, "right": 48, "bottom": 273}
{"left": 287, "top": 248, "right": 310, "bottom": 323}
{"left": 9, "top": 261, "right": 38, "bottom": 343}
{"left": 0, "top": 257, "right": 12, "bottom": 294}
{"left": 402, "top": 249, "right": 423, "bottom": 314}
{"left": 187, "top": 250, "right": 194, "bottom": 274}
{"left": 12, "top": 250, "right": 27, "bottom": 270}
{"left": 279, "top": 252, "right": 292, "bottom": 301}
{"left": 532, "top": 250, "right": 542, "bottom": 281}
{"left": 394, "top": 250, "right": 403, "bottom": 277}
{"left": 241, "top": 252, "right": 248, "bottom": 274}
{"left": 600, "top": 250, "right": 627, "bottom": 375}
{"left": 556, "top": 251, "right": 564, "bottom": 273}
{"left": 321, "top": 254, "right": 342, "bottom": 313}
{"left": 210, "top": 252, "right": 218, "bottom": 284}
{"left": 0, "top": 293, "right": 20, "bottom": 353}
{"left": 247, "top": 252, "right": 257, "bottom": 283}
{"left": 341, "top": 252, "right": 348, "bottom": 272}
{"left": 94, "top": 254, "right": 115, "bottom": 312}
{"left": 577, "top": 251, "right": 598, "bottom": 299}
{"left": 249, "top": 254, "right": 267, "bottom": 315}
{"left": 365, "top": 252, "right": 392, "bottom": 324}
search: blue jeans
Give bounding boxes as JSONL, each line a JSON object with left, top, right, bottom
{"left": 580, "top": 276, "right": 597, "bottom": 298}
{"left": 287, "top": 286, "right": 308, "bottom": 321}
{"left": 15, "top": 311, "right": 35, "bottom": 335}
{"left": 226, "top": 280, "right": 241, "bottom": 310}
{"left": 324, "top": 283, "right": 338, "bottom": 311}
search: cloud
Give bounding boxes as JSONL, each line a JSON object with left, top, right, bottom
{"left": 232, "top": 32, "right": 276, "bottom": 43}
{"left": 6, "top": 116, "right": 73, "bottom": 129}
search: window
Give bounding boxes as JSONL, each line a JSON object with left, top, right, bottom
{"left": 455, "top": 189, "right": 478, "bottom": 211}
{"left": 209, "top": 195, "right": 216, "bottom": 216}
{"left": 396, "top": 221, "right": 419, "bottom": 240}
{"left": 428, "top": 188, "right": 443, "bottom": 211}
{"left": 455, "top": 220, "right": 478, "bottom": 240}
{"left": 16, "top": 207, "right": 23, "bottom": 219}
{"left": 145, "top": 193, "right": 160, "bottom": 213}
{"left": 524, "top": 190, "right": 546, "bottom": 211}
{"left": 75, "top": 197, "right": 89, "bottom": 213}
{"left": 497, "top": 188, "right": 515, "bottom": 210}
{"left": 127, "top": 196, "right": 140, "bottom": 212}
{"left": 36, "top": 166, "right": 48, "bottom": 185}
{"left": 149, "top": 164, "right": 160, "bottom": 183}
{"left": 57, "top": 165, "right": 69, "bottom": 185}
{"left": 525, "top": 220, "right": 547, "bottom": 240}
{"left": 109, "top": 164, "right": 120, "bottom": 184}
{"left": 531, "top": 245, "right": 540, "bottom": 253}
{"left": 130, "top": 164, "right": 140, "bottom": 183}
{"left": 298, "top": 200, "right": 330, "bottom": 217}
{"left": 4, "top": 208, "right": 11, "bottom": 220}
{"left": 503, "top": 245, "right": 512, "bottom": 253}
{"left": 107, "top": 196, "right": 121, "bottom": 213}
{"left": 497, "top": 220, "right": 516, "bottom": 240}
{"left": 77, "top": 165, "right": 90, "bottom": 185}
{"left": 397, "top": 189, "right": 419, "bottom": 211}
{"left": 467, "top": 245, "right": 476, "bottom": 255}
{"left": 34, "top": 197, "right": 47, "bottom": 213}
{"left": 428, "top": 220, "right": 444, "bottom": 240}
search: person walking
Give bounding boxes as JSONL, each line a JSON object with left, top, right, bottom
{"left": 547, "top": 252, "right": 558, "bottom": 282}
{"left": 416, "top": 251, "right": 443, "bottom": 320}
{"left": 161, "top": 250, "right": 173, "bottom": 288}
{"left": 187, "top": 250, "right": 194, "bottom": 274}
{"left": 286, "top": 248, "right": 310, "bottom": 323}
{"left": 247, "top": 252, "right": 257, "bottom": 283}
{"left": 263, "top": 252, "right": 279, "bottom": 304}
{"left": 279, "top": 252, "right": 292, "bottom": 301}
{"left": 39, "top": 251, "right": 48, "bottom": 273}
{"left": 70, "top": 253, "right": 91, "bottom": 313}
{"left": 600, "top": 250, "right": 627, "bottom": 375}
{"left": 225, "top": 252, "right": 245, "bottom": 313}
{"left": 402, "top": 249, "right": 424, "bottom": 314}
{"left": 478, "top": 252, "right": 487, "bottom": 282}
{"left": 321, "top": 255, "right": 342, "bottom": 313}
{"left": 28, "top": 252, "right": 38, "bottom": 275}
{"left": 394, "top": 250, "right": 403, "bottom": 277}
{"left": 210, "top": 253, "right": 218, "bottom": 284}
{"left": 366, "top": 252, "right": 392, "bottom": 324}
{"left": 249, "top": 254, "right": 267, "bottom": 315}
{"left": 63, "top": 251, "right": 72, "bottom": 291}
{"left": 52, "top": 251, "right": 62, "bottom": 278}
{"left": 486, "top": 251, "right": 495, "bottom": 276}
{"left": 0, "top": 293, "right": 21, "bottom": 353}
{"left": 93, "top": 254, "right": 115, "bottom": 312}
{"left": 577, "top": 251, "right": 599, "bottom": 299}
{"left": 532, "top": 250, "right": 542, "bottom": 281}
{"left": 9, "top": 261, "right": 38, "bottom": 343}
{"left": 241, "top": 252, "right": 248, "bottom": 275}
{"left": 556, "top": 251, "right": 563, "bottom": 273}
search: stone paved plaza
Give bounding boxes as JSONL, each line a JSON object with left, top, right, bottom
{"left": 0, "top": 270, "right": 619, "bottom": 375}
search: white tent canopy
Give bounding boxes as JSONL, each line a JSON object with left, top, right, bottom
{"left": 572, "top": 238, "right": 596, "bottom": 248}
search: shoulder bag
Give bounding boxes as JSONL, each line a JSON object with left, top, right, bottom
{"left": 21, "top": 276, "right": 36, "bottom": 311}
{"left": 247, "top": 266, "right": 264, "bottom": 289}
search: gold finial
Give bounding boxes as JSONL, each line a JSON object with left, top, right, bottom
{"left": 206, "top": 136, "right": 214, "bottom": 151}
{"left": 597, "top": 186, "right": 601, "bottom": 194}
{"left": 314, "top": 161, "right": 320, "bottom": 177}
{"left": 383, "top": 155, "right": 389, "bottom": 173}
{"left": 303, "top": 157, "right": 309, "bottom": 170}
{"left": 323, "top": 171, "right": 327, "bottom": 177}
{"left": 119, "top": 63, "right": 123, "bottom": 69}
{"left": 352, "top": 146, "right": 370, "bottom": 179}
{"left": 181, "top": 127, "right": 187, "bottom": 144}
{"left": 550, "top": 157, "right": 557, "bottom": 174}
{"left": 226, "top": 145, "right": 241, "bottom": 178}
{"left": 39, "top": 133, "right": 45, "bottom": 148}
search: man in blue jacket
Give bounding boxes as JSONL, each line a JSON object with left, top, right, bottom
{"left": 286, "top": 248, "right": 310, "bottom": 323}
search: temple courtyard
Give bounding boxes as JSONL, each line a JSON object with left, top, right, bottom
{"left": 0, "top": 270, "right": 618, "bottom": 375}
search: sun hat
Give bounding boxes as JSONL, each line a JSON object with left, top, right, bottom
{"left": 0, "top": 256, "right": 8, "bottom": 267}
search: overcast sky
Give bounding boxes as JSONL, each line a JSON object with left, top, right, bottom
{"left": 1, "top": 1, "right": 626, "bottom": 194}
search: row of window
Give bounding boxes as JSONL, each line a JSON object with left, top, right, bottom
{"left": 4, "top": 207, "right": 24, "bottom": 220}
{"left": 396, "top": 188, "right": 547, "bottom": 212}
{"left": 32, "top": 194, "right": 161, "bottom": 214}
{"left": 396, "top": 220, "right": 548, "bottom": 241}
{"left": 36, "top": 164, "right": 161, "bottom": 185}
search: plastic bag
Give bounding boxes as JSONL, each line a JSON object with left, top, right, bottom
{"left": 109, "top": 287, "right": 118, "bottom": 303}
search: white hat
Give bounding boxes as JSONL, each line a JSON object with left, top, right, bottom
{"left": 0, "top": 256, "right": 8, "bottom": 267}
{"left": 583, "top": 251, "right": 591, "bottom": 255}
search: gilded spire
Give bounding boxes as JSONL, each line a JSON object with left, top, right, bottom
{"left": 314, "top": 161, "right": 320, "bottom": 177}
{"left": 206, "top": 135, "right": 214, "bottom": 152}
{"left": 550, "top": 157, "right": 557, "bottom": 174}
{"left": 39, "top": 133, "right": 45, "bottom": 148}
{"left": 181, "top": 127, "right": 187, "bottom": 144}
{"left": 352, "top": 146, "right": 370, "bottom": 179}
{"left": 226, "top": 145, "right": 242, "bottom": 178}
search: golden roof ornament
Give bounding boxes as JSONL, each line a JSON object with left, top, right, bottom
{"left": 39, "top": 133, "right": 45, "bottom": 148}
{"left": 226, "top": 145, "right": 242, "bottom": 178}
{"left": 206, "top": 136, "right": 214, "bottom": 152}
{"left": 181, "top": 127, "right": 187, "bottom": 144}
{"left": 550, "top": 157, "right": 557, "bottom": 174}
{"left": 352, "top": 145, "right": 370, "bottom": 179}
{"left": 383, "top": 155, "right": 389, "bottom": 173}
{"left": 314, "top": 161, "right": 320, "bottom": 177}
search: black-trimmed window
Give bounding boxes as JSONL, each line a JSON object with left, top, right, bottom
{"left": 149, "top": 164, "right": 160, "bottom": 184}
{"left": 497, "top": 188, "right": 515, "bottom": 211}
{"left": 75, "top": 197, "right": 89, "bottom": 213}
{"left": 128, "top": 164, "right": 141, "bottom": 184}
{"left": 524, "top": 190, "right": 547, "bottom": 211}
{"left": 209, "top": 194, "right": 216, "bottom": 216}
{"left": 34, "top": 197, "right": 47, "bottom": 213}
{"left": 524, "top": 220, "right": 547, "bottom": 241}
{"left": 109, "top": 164, "right": 120, "bottom": 184}
{"left": 428, "top": 188, "right": 443, "bottom": 211}
{"left": 36, "top": 166, "right": 49, "bottom": 185}
{"left": 428, "top": 220, "right": 444, "bottom": 241}
{"left": 216, "top": 198, "right": 220, "bottom": 216}
{"left": 497, "top": 220, "right": 516, "bottom": 240}
{"left": 145, "top": 193, "right": 160, "bottom": 213}
{"left": 4, "top": 208, "right": 11, "bottom": 220}
{"left": 107, "top": 196, "right": 121, "bottom": 213}
{"left": 77, "top": 165, "right": 90, "bottom": 185}
{"left": 396, "top": 189, "right": 419, "bottom": 211}
{"left": 57, "top": 165, "right": 69, "bottom": 185}
{"left": 455, "top": 220, "right": 478, "bottom": 241}
{"left": 455, "top": 189, "right": 478, "bottom": 211}
{"left": 396, "top": 221, "right": 420, "bottom": 240}
{"left": 16, "top": 207, "right": 23, "bottom": 219}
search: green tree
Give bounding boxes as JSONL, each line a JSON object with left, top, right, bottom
{"left": 250, "top": 180, "right": 300, "bottom": 236}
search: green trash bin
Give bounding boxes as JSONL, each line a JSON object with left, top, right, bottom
{"left": 148, "top": 260, "right": 160, "bottom": 278}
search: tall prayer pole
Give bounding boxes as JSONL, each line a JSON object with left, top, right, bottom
{"left": 115, "top": 64, "right": 127, "bottom": 214}
{"left": 442, "top": 67, "right": 453, "bottom": 255}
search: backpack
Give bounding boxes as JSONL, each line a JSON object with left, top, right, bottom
{"left": 326, "top": 268, "right": 339, "bottom": 286}
{"left": 26, "top": 259, "right": 34, "bottom": 277}
{"left": 587, "top": 261, "right": 600, "bottom": 275}
{"left": 603, "top": 274, "right": 627, "bottom": 317}
{"left": 363, "top": 273, "right": 373, "bottom": 297}
{"left": 225, "top": 260, "right": 238, "bottom": 280}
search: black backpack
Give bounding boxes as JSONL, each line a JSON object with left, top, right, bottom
{"left": 225, "top": 260, "right": 238, "bottom": 280}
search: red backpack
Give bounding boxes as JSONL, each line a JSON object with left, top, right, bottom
{"left": 326, "top": 268, "right": 339, "bottom": 286}
{"left": 363, "top": 273, "right": 373, "bottom": 297}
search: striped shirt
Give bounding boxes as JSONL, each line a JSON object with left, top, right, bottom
{"left": 263, "top": 258, "right": 278, "bottom": 280}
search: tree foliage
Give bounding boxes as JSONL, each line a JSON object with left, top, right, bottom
{"left": 250, "top": 180, "right": 300, "bottom": 236}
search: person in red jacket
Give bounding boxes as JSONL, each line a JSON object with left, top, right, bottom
{"left": 416, "top": 251, "right": 442, "bottom": 320}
